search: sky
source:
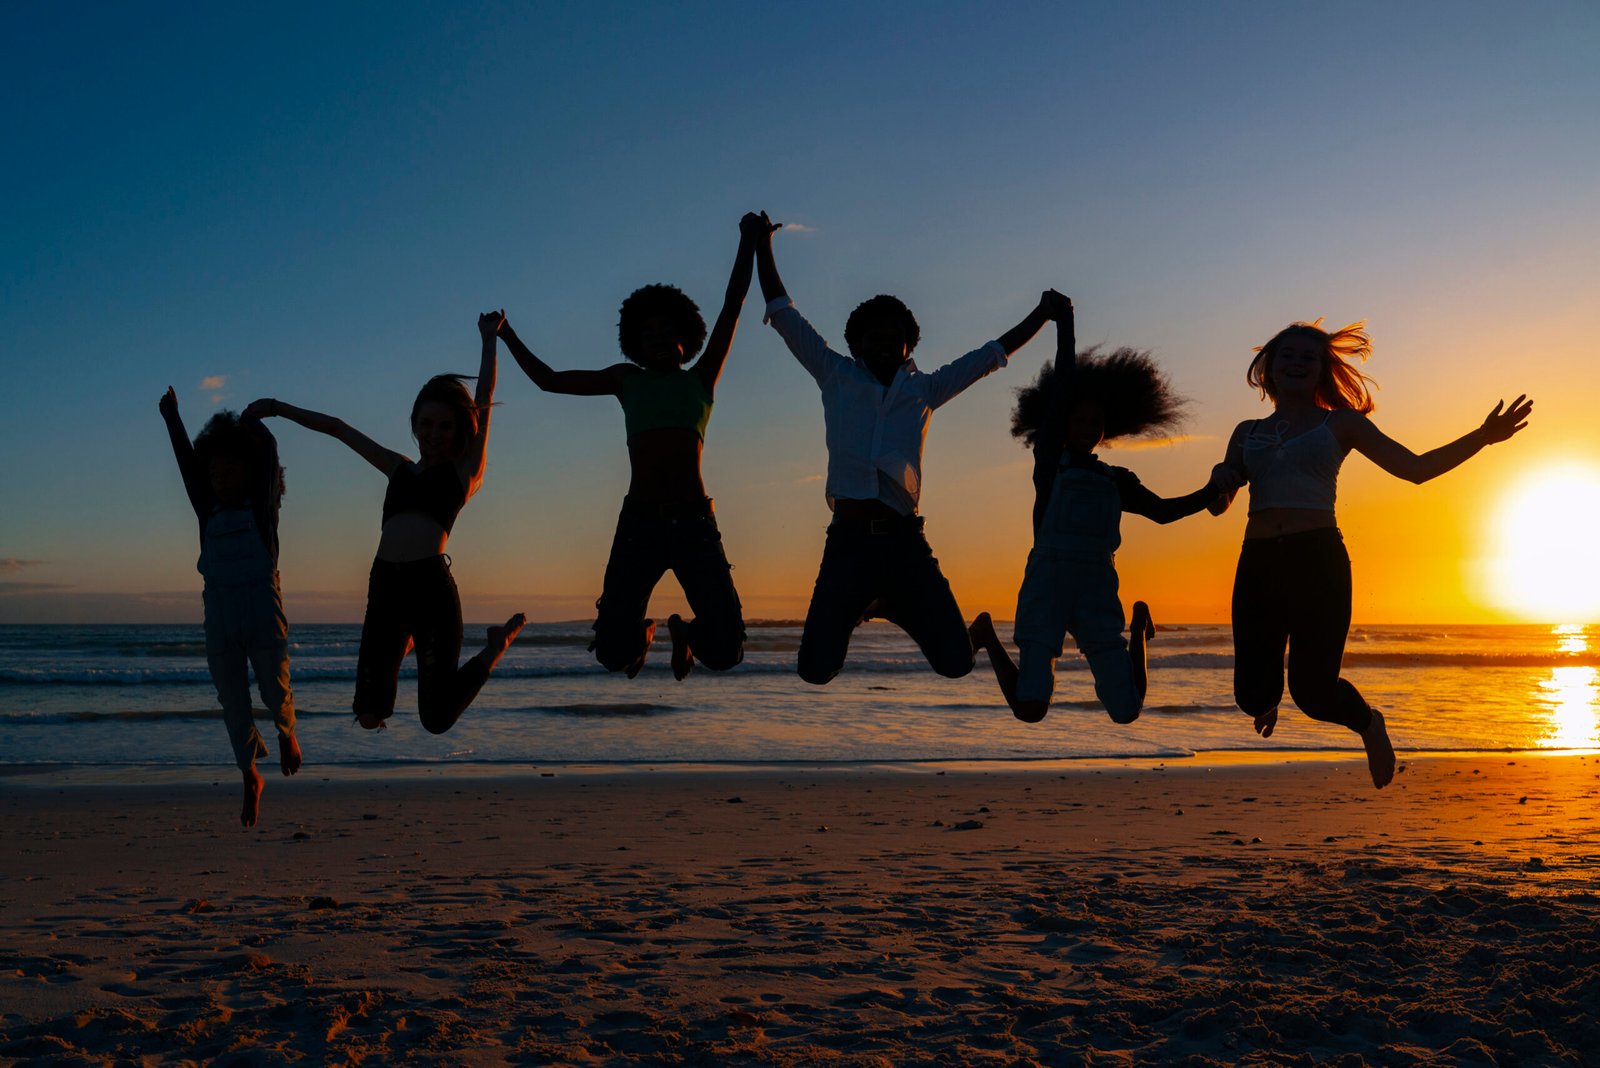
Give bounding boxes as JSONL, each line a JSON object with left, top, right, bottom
{"left": 3, "top": 1, "right": 1598, "bottom": 625}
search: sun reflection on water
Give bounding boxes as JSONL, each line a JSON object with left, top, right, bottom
{"left": 1539, "top": 626, "right": 1597, "bottom": 748}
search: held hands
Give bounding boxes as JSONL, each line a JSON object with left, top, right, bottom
{"left": 478, "top": 309, "right": 505, "bottom": 340}
{"left": 242, "top": 398, "right": 278, "bottom": 420}
{"left": 159, "top": 386, "right": 178, "bottom": 417}
{"left": 740, "top": 211, "right": 780, "bottom": 241}
{"left": 1480, "top": 395, "right": 1533, "bottom": 444}
{"left": 1039, "top": 289, "right": 1073, "bottom": 322}
{"left": 1206, "top": 462, "right": 1244, "bottom": 516}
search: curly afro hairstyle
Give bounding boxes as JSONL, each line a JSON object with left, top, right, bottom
{"left": 193, "top": 411, "right": 265, "bottom": 467}
{"left": 1247, "top": 318, "right": 1377, "bottom": 414}
{"left": 1011, "top": 346, "right": 1188, "bottom": 448}
{"left": 617, "top": 284, "right": 706, "bottom": 366}
{"left": 843, "top": 295, "right": 920, "bottom": 359}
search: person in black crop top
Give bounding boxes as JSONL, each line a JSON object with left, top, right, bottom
{"left": 1210, "top": 318, "right": 1533, "bottom": 788}
{"left": 244, "top": 311, "right": 525, "bottom": 735}
{"left": 491, "top": 212, "right": 773, "bottom": 680}
{"left": 968, "top": 294, "right": 1231, "bottom": 725}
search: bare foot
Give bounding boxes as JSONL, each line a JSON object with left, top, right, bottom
{"left": 241, "top": 765, "right": 264, "bottom": 828}
{"left": 666, "top": 614, "right": 694, "bottom": 681}
{"left": 1253, "top": 707, "right": 1278, "bottom": 738}
{"left": 1361, "top": 706, "right": 1396, "bottom": 789}
{"left": 278, "top": 731, "right": 302, "bottom": 776}
{"left": 481, "top": 613, "right": 527, "bottom": 671}
{"left": 1130, "top": 600, "right": 1155, "bottom": 641}
{"left": 968, "top": 612, "right": 1001, "bottom": 657}
{"left": 626, "top": 619, "right": 657, "bottom": 679}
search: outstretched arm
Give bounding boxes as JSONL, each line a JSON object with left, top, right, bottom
{"left": 158, "top": 387, "right": 208, "bottom": 518}
{"left": 995, "top": 294, "right": 1054, "bottom": 358}
{"left": 497, "top": 315, "right": 624, "bottom": 397}
{"left": 753, "top": 215, "right": 787, "bottom": 305}
{"left": 459, "top": 311, "right": 503, "bottom": 494}
{"left": 693, "top": 212, "right": 777, "bottom": 394}
{"left": 926, "top": 290, "right": 1057, "bottom": 412}
{"left": 242, "top": 398, "right": 406, "bottom": 477}
{"left": 1123, "top": 471, "right": 1237, "bottom": 525}
{"left": 1345, "top": 396, "right": 1533, "bottom": 484}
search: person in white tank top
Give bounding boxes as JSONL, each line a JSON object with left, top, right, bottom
{"left": 1210, "top": 319, "right": 1532, "bottom": 789}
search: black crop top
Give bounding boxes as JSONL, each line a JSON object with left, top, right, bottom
{"left": 381, "top": 462, "right": 468, "bottom": 533}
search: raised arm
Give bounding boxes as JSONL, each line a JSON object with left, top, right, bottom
{"left": 753, "top": 214, "right": 787, "bottom": 305}
{"left": 242, "top": 398, "right": 407, "bottom": 477}
{"left": 927, "top": 290, "right": 1056, "bottom": 411}
{"left": 1029, "top": 293, "right": 1077, "bottom": 529}
{"left": 1342, "top": 396, "right": 1533, "bottom": 484}
{"left": 459, "top": 311, "right": 502, "bottom": 494}
{"left": 693, "top": 212, "right": 776, "bottom": 394}
{"left": 158, "top": 387, "right": 209, "bottom": 519}
{"left": 498, "top": 315, "right": 624, "bottom": 397}
{"left": 755, "top": 222, "right": 849, "bottom": 385}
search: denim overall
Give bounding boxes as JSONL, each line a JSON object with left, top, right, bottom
{"left": 198, "top": 507, "right": 294, "bottom": 768}
{"left": 1012, "top": 465, "right": 1141, "bottom": 722}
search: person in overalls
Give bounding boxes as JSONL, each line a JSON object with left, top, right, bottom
{"left": 160, "top": 389, "right": 299, "bottom": 827}
{"left": 970, "top": 294, "right": 1230, "bottom": 725}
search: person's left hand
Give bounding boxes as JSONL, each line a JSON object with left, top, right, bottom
{"left": 479, "top": 309, "right": 505, "bottom": 339}
{"left": 1480, "top": 395, "right": 1533, "bottom": 444}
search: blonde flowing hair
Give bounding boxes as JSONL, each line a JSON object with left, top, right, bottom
{"left": 1247, "top": 318, "right": 1377, "bottom": 414}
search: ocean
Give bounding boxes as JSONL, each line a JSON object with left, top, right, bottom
{"left": 1, "top": 622, "right": 1596, "bottom": 771}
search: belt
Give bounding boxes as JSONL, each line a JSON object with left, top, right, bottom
{"left": 829, "top": 513, "right": 925, "bottom": 535}
{"left": 621, "top": 496, "right": 715, "bottom": 521}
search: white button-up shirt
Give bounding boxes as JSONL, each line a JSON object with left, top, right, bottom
{"left": 766, "top": 297, "right": 1009, "bottom": 514}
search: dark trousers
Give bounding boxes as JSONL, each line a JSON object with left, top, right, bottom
{"left": 798, "top": 516, "right": 975, "bottom": 685}
{"left": 353, "top": 555, "right": 489, "bottom": 734}
{"left": 591, "top": 498, "right": 745, "bottom": 673}
{"left": 1231, "top": 528, "right": 1373, "bottom": 733}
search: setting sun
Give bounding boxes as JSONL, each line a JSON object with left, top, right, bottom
{"left": 1482, "top": 462, "right": 1600, "bottom": 622}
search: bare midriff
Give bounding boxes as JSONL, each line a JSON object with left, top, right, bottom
{"left": 1244, "top": 507, "right": 1338, "bottom": 540}
{"left": 376, "top": 512, "right": 451, "bottom": 563}
{"left": 627, "top": 429, "right": 707, "bottom": 503}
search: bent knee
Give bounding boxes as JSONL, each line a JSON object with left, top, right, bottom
{"left": 695, "top": 635, "right": 745, "bottom": 673}
{"left": 796, "top": 658, "right": 838, "bottom": 686}
{"left": 929, "top": 651, "right": 975, "bottom": 680}
{"left": 1013, "top": 701, "right": 1049, "bottom": 724}
{"left": 1105, "top": 702, "right": 1142, "bottom": 725}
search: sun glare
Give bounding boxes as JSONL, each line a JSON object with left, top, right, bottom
{"left": 1481, "top": 462, "right": 1600, "bottom": 622}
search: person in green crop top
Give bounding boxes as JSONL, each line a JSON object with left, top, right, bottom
{"left": 493, "top": 211, "right": 775, "bottom": 679}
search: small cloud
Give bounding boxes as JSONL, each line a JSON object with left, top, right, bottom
{"left": 0, "top": 558, "right": 46, "bottom": 574}
{"left": 796, "top": 473, "right": 825, "bottom": 483}
{"left": 200, "top": 375, "right": 227, "bottom": 390}
{"left": 783, "top": 223, "right": 816, "bottom": 233}
{"left": 1107, "top": 434, "right": 1215, "bottom": 452}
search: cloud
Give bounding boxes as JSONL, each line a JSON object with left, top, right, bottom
{"left": 796, "top": 473, "right": 825, "bottom": 483}
{"left": 1106, "top": 434, "right": 1216, "bottom": 452}
{"left": 0, "top": 558, "right": 47, "bottom": 573}
{"left": 200, "top": 375, "right": 227, "bottom": 390}
{"left": 0, "top": 581, "right": 71, "bottom": 595}
{"left": 783, "top": 223, "right": 816, "bottom": 233}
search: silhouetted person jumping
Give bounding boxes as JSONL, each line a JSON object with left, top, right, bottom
{"left": 1210, "top": 319, "right": 1533, "bottom": 788}
{"left": 495, "top": 213, "right": 768, "bottom": 679}
{"left": 970, "top": 293, "right": 1231, "bottom": 725}
{"left": 244, "top": 312, "right": 523, "bottom": 734}
{"left": 160, "top": 389, "right": 300, "bottom": 827}
{"left": 752, "top": 218, "right": 1053, "bottom": 684}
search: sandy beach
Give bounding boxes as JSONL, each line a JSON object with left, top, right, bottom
{"left": 2, "top": 754, "right": 1598, "bottom": 1065}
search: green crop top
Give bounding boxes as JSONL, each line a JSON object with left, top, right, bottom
{"left": 619, "top": 366, "right": 714, "bottom": 441}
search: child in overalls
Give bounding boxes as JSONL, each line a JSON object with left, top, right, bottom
{"left": 160, "top": 388, "right": 300, "bottom": 827}
{"left": 970, "top": 296, "right": 1230, "bottom": 724}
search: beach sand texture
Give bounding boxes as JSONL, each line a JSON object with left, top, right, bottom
{"left": 3, "top": 755, "right": 1598, "bottom": 1065}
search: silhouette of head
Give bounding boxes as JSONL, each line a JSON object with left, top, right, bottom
{"left": 1248, "top": 319, "right": 1377, "bottom": 414}
{"left": 192, "top": 413, "right": 263, "bottom": 506}
{"left": 1011, "top": 347, "right": 1187, "bottom": 454}
{"left": 410, "top": 375, "right": 479, "bottom": 461}
{"left": 618, "top": 285, "right": 705, "bottom": 369}
{"left": 845, "top": 295, "right": 920, "bottom": 382}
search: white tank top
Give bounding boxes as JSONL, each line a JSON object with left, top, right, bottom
{"left": 1242, "top": 415, "right": 1344, "bottom": 513}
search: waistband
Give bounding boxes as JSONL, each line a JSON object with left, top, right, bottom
{"left": 620, "top": 496, "right": 715, "bottom": 521}
{"left": 828, "top": 513, "right": 926, "bottom": 536}
{"left": 1241, "top": 527, "right": 1343, "bottom": 549}
{"left": 371, "top": 553, "right": 451, "bottom": 574}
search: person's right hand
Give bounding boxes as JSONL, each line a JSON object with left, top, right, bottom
{"left": 1480, "top": 395, "right": 1533, "bottom": 444}
{"left": 1210, "top": 462, "right": 1245, "bottom": 492}
{"left": 242, "top": 398, "right": 277, "bottom": 420}
{"left": 479, "top": 309, "right": 505, "bottom": 339}
{"left": 1040, "top": 289, "right": 1073, "bottom": 322}
{"left": 741, "top": 211, "right": 780, "bottom": 240}
{"left": 159, "top": 386, "right": 178, "bottom": 417}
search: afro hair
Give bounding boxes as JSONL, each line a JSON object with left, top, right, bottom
{"left": 192, "top": 411, "right": 264, "bottom": 467}
{"left": 1011, "top": 346, "right": 1188, "bottom": 448}
{"left": 843, "top": 295, "right": 920, "bottom": 359}
{"left": 617, "top": 284, "right": 706, "bottom": 366}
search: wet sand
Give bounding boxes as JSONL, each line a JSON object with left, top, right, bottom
{"left": 3, "top": 753, "right": 1599, "bottom": 1065}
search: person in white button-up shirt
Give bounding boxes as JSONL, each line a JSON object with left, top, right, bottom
{"left": 753, "top": 215, "right": 1060, "bottom": 684}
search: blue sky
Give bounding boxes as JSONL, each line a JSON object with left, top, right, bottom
{"left": 4, "top": 1, "right": 1598, "bottom": 622}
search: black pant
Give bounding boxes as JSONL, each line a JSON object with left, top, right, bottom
{"left": 591, "top": 497, "right": 745, "bottom": 673}
{"left": 798, "top": 515, "right": 974, "bottom": 685}
{"left": 1231, "top": 528, "right": 1373, "bottom": 733}
{"left": 353, "top": 556, "right": 489, "bottom": 734}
